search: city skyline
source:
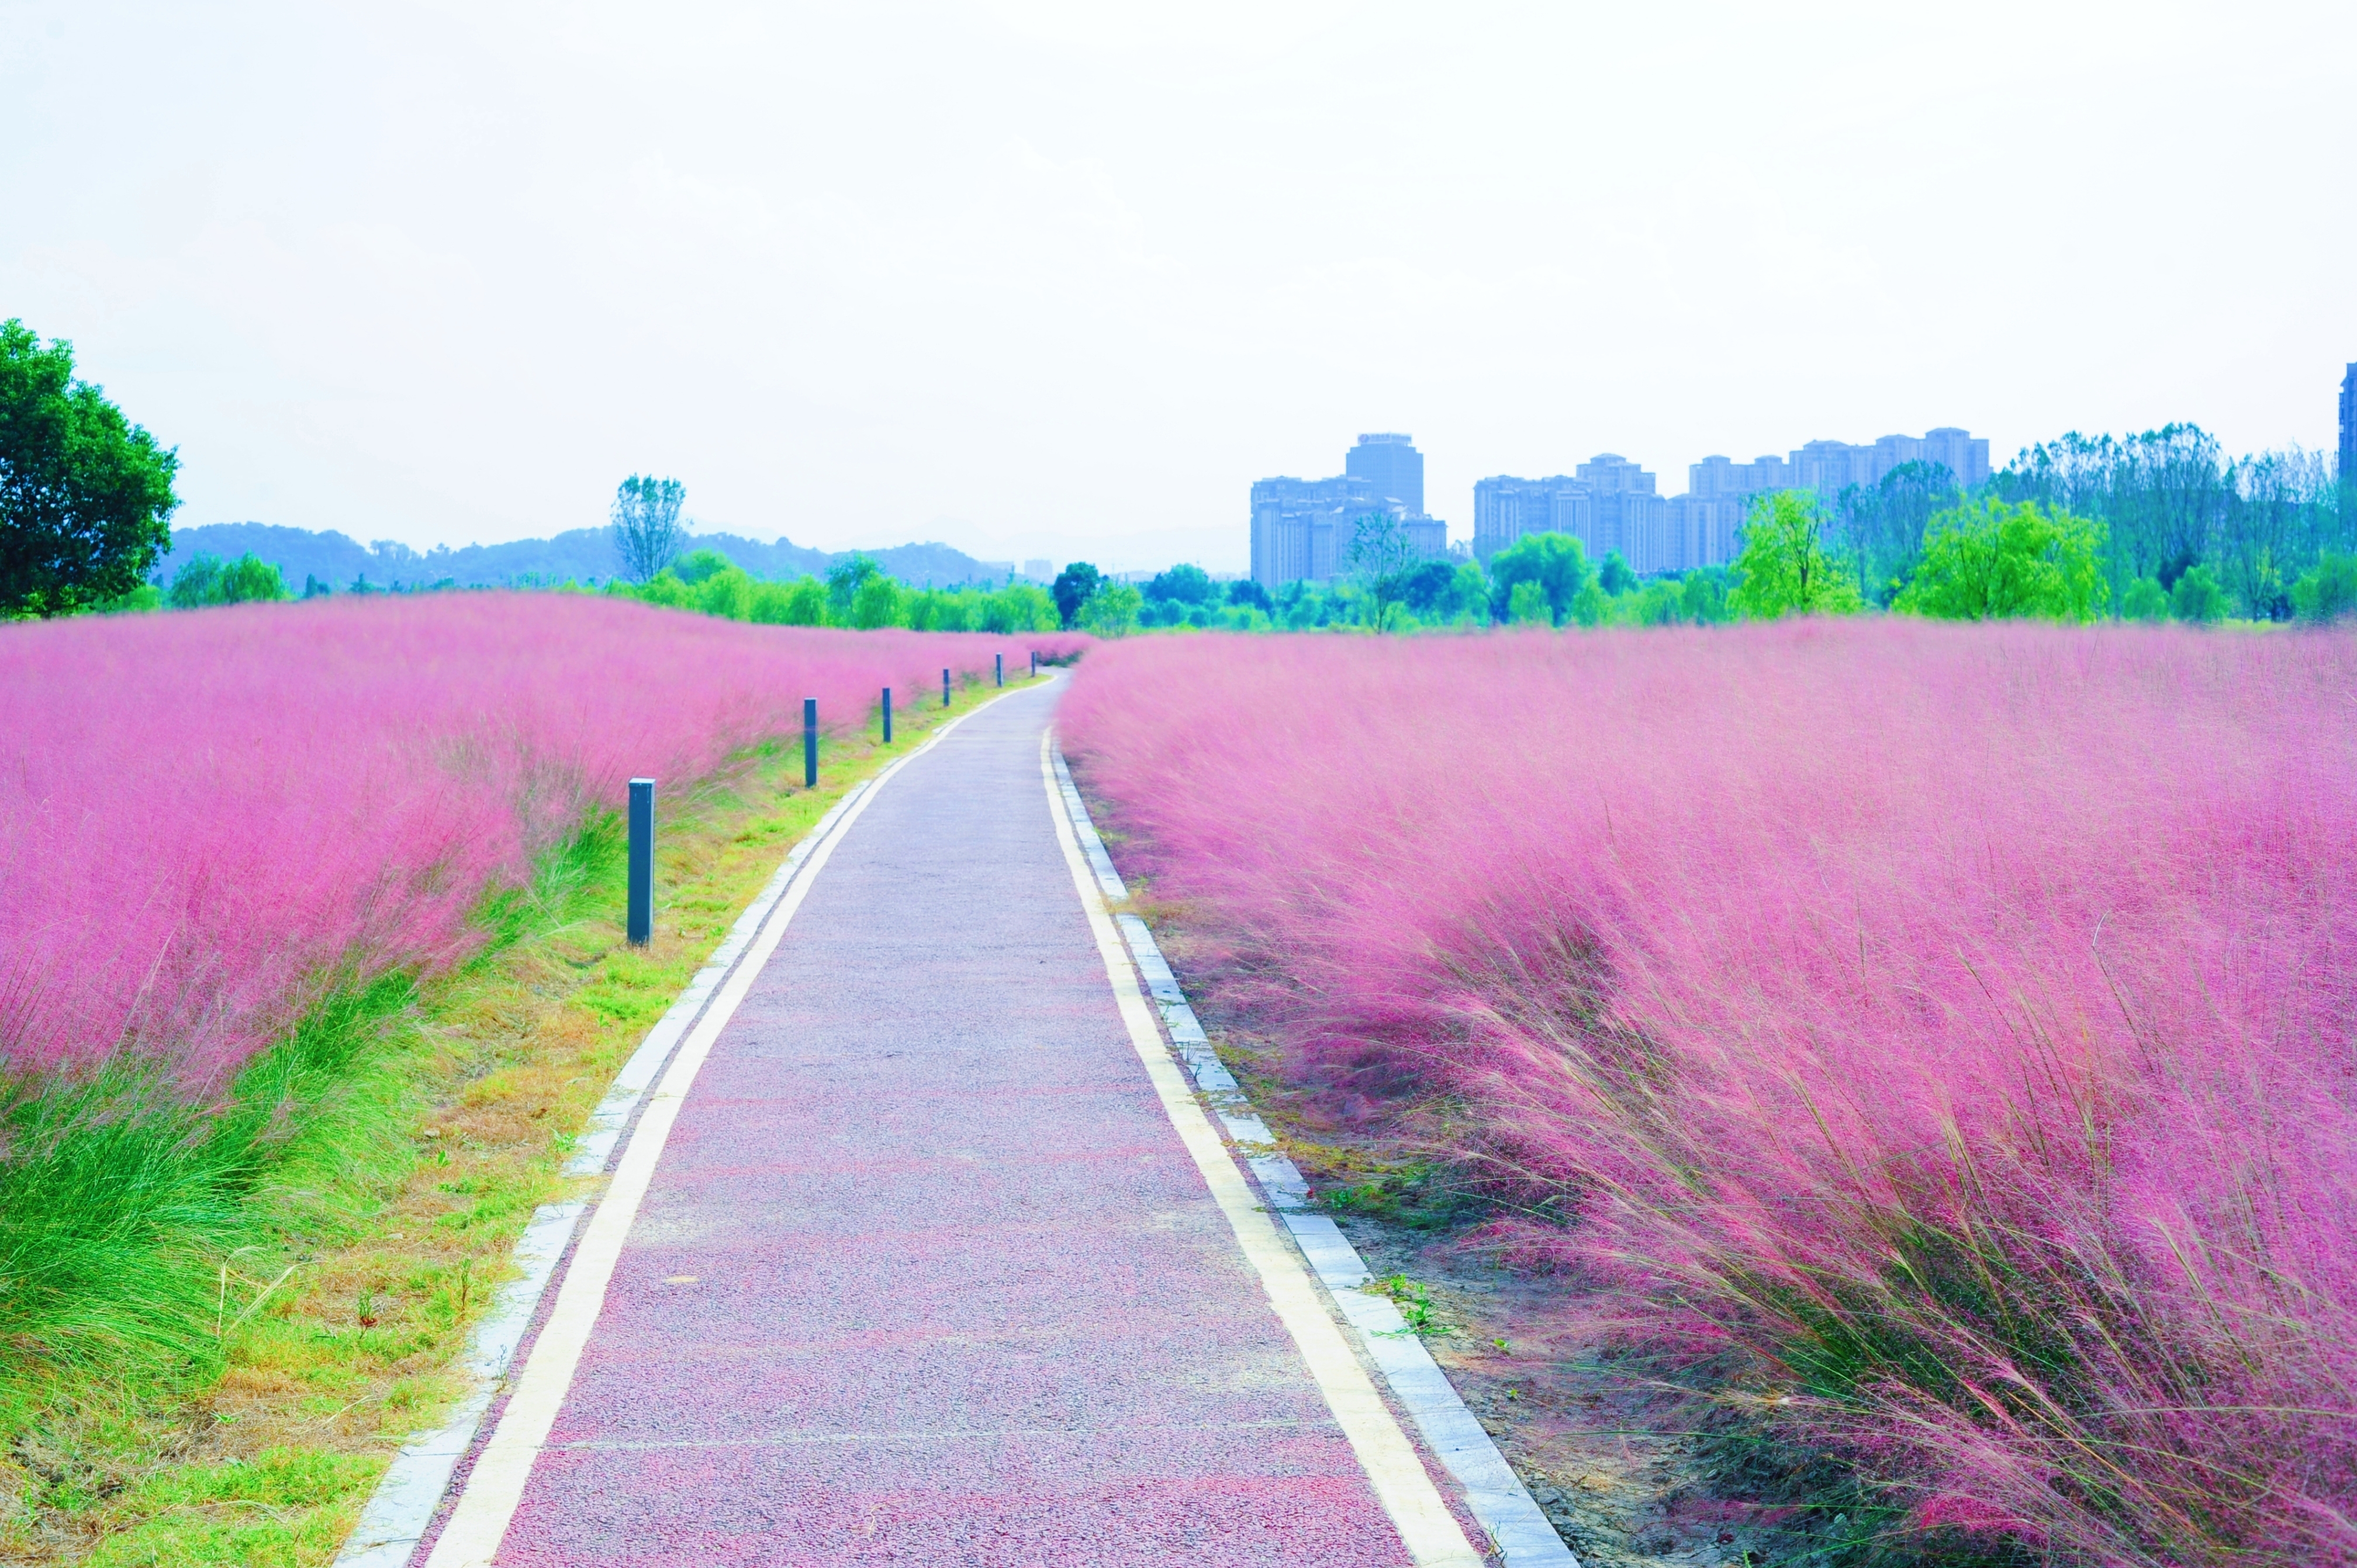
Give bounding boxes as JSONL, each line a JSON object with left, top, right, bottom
{"left": 1250, "top": 434, "right": 1447, "bottom": 587}
{"left": 1253, "top": 426, "right": 1996, "bottom": 584}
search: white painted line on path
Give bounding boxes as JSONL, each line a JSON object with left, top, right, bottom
{"left": 1040, "top": 730, "right": 1487, "bottom": 1568}
{"left": 334, "top": 775, "right": 883, "bottom": 1568}
{"left": 1049, "top": 743, "right": 1580, "bottom": 1568}
{"left": 337, "top": 680, "right": 1042, "bottom": 1568}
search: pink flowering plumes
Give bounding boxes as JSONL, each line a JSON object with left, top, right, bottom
{"left": 1, "top": 594, "right": 1067, "bottom": 1085}
{"left": 1062, "top": 622, "right": 2357, "bottom": 1566}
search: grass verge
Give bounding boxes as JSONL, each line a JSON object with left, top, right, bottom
{"left": 0, "top": 673, "right": 1035, "bottom": 1565}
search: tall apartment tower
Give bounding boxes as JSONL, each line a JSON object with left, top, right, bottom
{"left": 2341, "top": 364, "right": 2356, "bottom": 482}
{"left": 1346, "top": 433, "right": 1425, "bottom": 514}
{"left": 1251, "top": 434, "right": 1445, "bottom": 587}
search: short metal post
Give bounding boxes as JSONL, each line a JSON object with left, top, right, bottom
{"left": 803, "top": 698, "right": 818, "bottom": 787}
{"left": 1030, "top": 650, "right": 1038, "bottom": 678}
{"left": 995, "top": 652, "right": 1003, "bottom": 687}
{"left": 942, "top": 667, "right": 951, "bottom": 708}
{"left": 882, "top": 686, "right": 893, "bottom": 745}
{"left": 627, "top": 778, "right": 655, "bottom": 947}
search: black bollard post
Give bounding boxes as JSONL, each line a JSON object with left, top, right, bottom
{"left": 803, "top": 698, "right": 818, "bottom": 788}
{"left": 1030, "top": 650, "right": 1038, "bottom": 679}
{"left": 995, "top": 652, "right": 1003, "bottom": 687}
{"left": 882, "top": 686, "right": 893, "bottom": 745}
{"left": 627, "top": 777, "right": 655, "bottom": 947}
{"left": 941, "top": 667, "right": 951, "bottom": 708}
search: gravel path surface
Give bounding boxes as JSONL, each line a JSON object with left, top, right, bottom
{"left": 456, "top": 683, "right": 1429, "bottom": 1566}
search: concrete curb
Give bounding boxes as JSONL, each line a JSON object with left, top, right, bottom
{"left": 1050, "top": 745, "right": 1580, "bottom": 1568}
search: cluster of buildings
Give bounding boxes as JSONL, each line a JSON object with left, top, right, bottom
{"left": 1473, "top": 428, "right": 1992, "bottom": 575}
{"left": 1247, "top": 428, "right": 1992, "bottom": 586}
{"left": 1248, "top": 434, "right": 1449, "bottom": 586}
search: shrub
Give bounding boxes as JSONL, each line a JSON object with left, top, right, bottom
{"left": 1489, "top": 532, "right": 1591, "bottom": 625}
{"left": 1145, "top": 563, "right": 1217, "bottom": 606}
{"left": 2292, "top": 552, "right": 2357, "bottom": 624}
{"left": 2171, "top": 562, "right": 2228, "bottom": 624}
{"left": 1080, "top": 581, "right": 1142, "bottom": 636}
{"left": 2122, "top": 575, "right": 2170, "bottom": 622}
{"left": 1894, "top": 497, "right": 2107, "bottom": 622}
{"left": 167, "top": 552, "right": 289, "bottom": 609}
{"left": 1063, "top": 623, "right": 2357, "bottom": 1566}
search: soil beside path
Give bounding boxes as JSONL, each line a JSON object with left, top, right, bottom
{"left": 415, "top": 680, "right": 1467, "bottom": 1567}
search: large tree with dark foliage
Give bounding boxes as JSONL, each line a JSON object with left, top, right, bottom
{"left": 0, "top": 320, "right": 179, "bottom": 618}
{"left": 1143, "top": 562, "right": 1216, "bottom": 606}
{"left": 1051, "top": 562, "right": 1102, "bottom": 628}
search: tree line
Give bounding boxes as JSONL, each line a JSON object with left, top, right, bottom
{"left": 5, "top": 315, "right": 2351, "bottom": 630}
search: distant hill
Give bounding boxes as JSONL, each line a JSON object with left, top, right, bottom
{"left": 153, "top": 524, "right": 1005, "bottom": 593}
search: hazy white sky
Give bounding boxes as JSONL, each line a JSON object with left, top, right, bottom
{"left": 4, "top": 1, "right": 2352, "bottom": 570}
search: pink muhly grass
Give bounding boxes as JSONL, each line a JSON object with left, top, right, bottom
{"left": 1061, "top": 620, "right": 2357, "bottom": 1566}
{"left": 1, "top": 594, "right": 1057, "bottom": 1087}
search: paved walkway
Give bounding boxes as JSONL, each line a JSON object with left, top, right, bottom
{"left": 422, "top": 681, "right": 1460, "bottom": 1566}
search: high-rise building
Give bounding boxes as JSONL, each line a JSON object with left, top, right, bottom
{"left": 1345, "top": 432, "right": 1425, "bottom": 515}
{"left": 1474, "top": 475, "right": 1586, "bottom": 560}
{"left": 1573, "top": 455, "right": 1667, "bottom": 567}
{"left": 1251, "top": 435, "right": 1446, "bottom": 587}
{"left": 1474, "top": 428, "right": 1990, "bottom": 576}
{"left": 2341, "top": 364, "right": 2356, "bottom": 482}
{"left": 1475, "top": 456, "right": 1677, "bottom": 570}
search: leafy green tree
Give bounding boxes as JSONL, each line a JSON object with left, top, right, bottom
{"left": 1052, "top": 562, "right": 1103, "bottom": 628}
{"left": 1226, "top": 577, "right": 1273, "bottom": 613}
{"left": 2121, "top": 577, "right": 2169, "bottom": 622}
{"left": 1505, "top": 580, "right": 1549, "bottom": 625}
{"left": 167, "top": 551, "right": 289, "bottom": 608}
{"left": 851, "top": 573, "right": 903, "bottom": 629}
{"left": 1679, "top": 568, "right": 1733, "bottom": 625}
{"left": 1488, "top": 532, "right": 1591, "bottom": 625}
{"left": 751, "top": 576, "right": 827, "bottom": 625}
{"left": 611, "top": 475, "right": 686, "bottom": 583}
{"left": 1392, "top": 559, "right": 1457, "bottom": 618}
{"left": 1080, "top": 580, "right": 1142, "bottom": 636}
{"left": 1144, "top": 563, "right": 1216, "bottom": 607}
{"left": 1832, "top": 460, "right": 1959, "bottom": 603}
{"left": 696, "top": 564, "right": 754, "bottom": 620}
{"left": 673, "top": 548, "right": 735, "bottom": 585}
{"left": 2290, "top": 552, "right": 2357, "bottom": 624}
{"left": 1597, "top": 551, "right": 1637, "bottom": 596}
{"left": 826, "top": 553, "right": 882, "bottom": 621}
{"left": 1629, "top": 579, "right": 1684, "bottom": 626}
{"left": 0, "top": 320, "right": 180, "bottom": 617}
{"left": 1893, "top": 499, "right": 2107, "bottom": 623}
{"left": 981, "top": 582, "right": 1057, "bottom": 633}
{"left": 1568, "top": 579, "right": 1609, "bottom": 628}
{"left": 2170, "top": 563, "right": 2227, "bottom": 624}
{"left": 1727, "top": 491, "right": 1862, "bottom": 620}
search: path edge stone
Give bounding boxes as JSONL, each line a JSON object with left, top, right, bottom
{"left": 1051, "top": 742, "right": 1581, "bottom": 1568}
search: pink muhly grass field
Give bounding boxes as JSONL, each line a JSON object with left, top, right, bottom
{"left": 1, "top": 594, "right": 1060, "bottom": 1085}
{"left": 1061, "top": 621, "right": 2357, "bottom": 1566}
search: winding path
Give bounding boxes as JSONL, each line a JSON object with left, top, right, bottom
{"left": 410, "top": 679, "right": 1490, "bottom": 1567}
